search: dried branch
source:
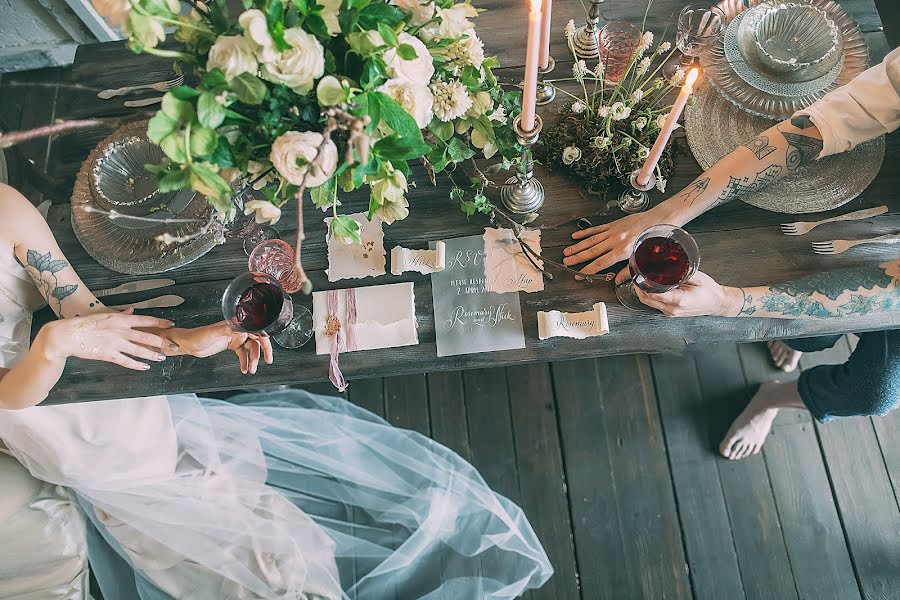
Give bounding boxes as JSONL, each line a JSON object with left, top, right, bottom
{"left": 0, "top": 117, "right": 126, "bottom": 150}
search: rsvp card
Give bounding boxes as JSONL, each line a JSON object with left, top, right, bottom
{"left": 431, "top": 235, "right": 525, "bottom": 357}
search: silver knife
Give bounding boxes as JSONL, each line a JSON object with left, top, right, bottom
{"left": 110, "top": 295, "right": 185, "bottom": 311}
{"left": 124, "top": 96, "right": 164, "bottom": 108}
{"left": 94, "top": 278, "right": 176, "bottom": 298}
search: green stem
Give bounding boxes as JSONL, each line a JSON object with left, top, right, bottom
{"left": 131, "top": 3, "right": 213, "bottom": 35}
{"left": 184, "top": 120, "right": 192, "bottom": 166}
{"left": 142, "top": 47, "right": 195, "bottom": 61}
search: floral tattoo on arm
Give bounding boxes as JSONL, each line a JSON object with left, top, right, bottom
{"left": 21, "top": 250, "right": 78, "bottom": 316}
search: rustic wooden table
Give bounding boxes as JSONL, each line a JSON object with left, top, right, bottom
{"left": 35, "top": 0, "right": 899, "bottom": 403}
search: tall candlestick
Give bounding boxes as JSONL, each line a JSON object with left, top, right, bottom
{"left": 539, "top": 0, "right": 553, "bottom": 69}
{"left": 522, "top": 0, "right": 542, "bottom": 132}
{"left": 636, "top": 67, "right": 700, "bottom": 188}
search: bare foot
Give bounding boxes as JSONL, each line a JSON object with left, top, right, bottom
{"left": 767, "top": 340, "right": 802, "bottom": 373}
{"left": 719, "top": 382, "right": 784, "bottom": 460}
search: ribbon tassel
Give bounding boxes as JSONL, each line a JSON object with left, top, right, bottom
{"left": 326, "top": 289, "right": 356, "bottom": 392}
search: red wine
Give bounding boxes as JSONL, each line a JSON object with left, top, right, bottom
{"left": 233, "top": 281, "right": 285, "bottom": 331}
{"left": 633, "top": 236, "right": 690, "bottom": 287}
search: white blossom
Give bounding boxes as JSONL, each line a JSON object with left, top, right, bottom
{"left": 247, "top": 160, "right": 274, "bottom": 190}
{"left": 261, "top": 28, "right": 325, "bottom": 94}
{"left": 610, "top": 101, "right": 631, "bottom": 120}
{"left": 573, "top": 60, "right": 589, "bottom": 81}
{"left": 431, "top": 80, "right": 473, "bottom": 122}
{"left": 488, "top": 105, "right": 507, "bottom": 123}
{"left": 384, "top": 33, "right": 436, "bottom": 84}
{"left": 207, "top": 36, "right": 258, "bottom": 81}
{"left": 378, "top": 79, "right": 434, "bottom": 128}
{"left": 656, "top": 177, "right": 667, "bottom": 193}
{"left": 243, "top": 200, "right": 281, "bottom": 225}
{"left": 593, "top": 61, "right": 605, "bottom": 78}
{"left": 270, "top": 131, "right": 337, "bottom": 188}
{"left": 391, "top": 0, "right": 435, "bottom": 26}
{"left": 239, "top": 9, "right": 279, "bottom": 63}
{"left": 656, "top": 112, "right": 681, "bottom": 130}
{"left": 564, "top": 19, "right": 576, "bottom": 40}
{"left": 637, "top": 31, "right": 654, "bottom": 56}
{"left": 421, "top": 3, "right": 478, "bottom": 41}
{"left": 571, "top": 101, "right": 586, "bottom": 114}
{"left": 369, "top": 165, "right": 410, "bottom": 224}
{"left": 436, "top": 28, "right": 485, "bottom": 70}
{"left": 656, "top": 41, "right": 672, "bottom": 54}
{"left": 637, "top": 147, "right": 650, "bottom": 160}
{"left": 669, "top": 68, "right": 685, "bottom": 87}
{"left": 636, "top": 57, "right": 651, "bottom": 77}
{"left": 318, "top": 0, "right": 342, "bottom": 35}
{"left": 592, "top": 136, "right": 611, "bottom": 150}
{"left": 633, "top": 116, "right": 647, "bottom": 130}
{"left": 562, "top": 146, "right": 582, "bottom": 165}
{"left": 597, "top": 106, "right": 610, "bottom": 118}
{"left": 631, "top": 89, "right": 644, "bottom": 104}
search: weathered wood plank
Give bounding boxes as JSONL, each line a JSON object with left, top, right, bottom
{"left": 692, "top": 345, "right": 798, "bottom": 600}
{"left": 816, "top": 417, "right": 900, "bottom": 599}
{"left": 506, "top": 363, "right": 580, "bottom": 600}
{"left": 346, "top": 377, "right": 385, "bottom": 418}
{"left": 426, "top": 371, "right": 472, "bottom": 462}
{"left": 383, "top": 374, "right": 429, "bottom": 435}
{"left": 651, "top": 352, "right": 745, "bottom": 600}
{"left": 872, "top": 412, "right": 900, "bottom": 513}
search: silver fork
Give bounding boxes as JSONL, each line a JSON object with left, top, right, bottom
{"left": 811, "top": 234, "right": 900, "bottom": 255}
{"left": 124, "top": 96, "right": 164, "bottom": 108}
{"left": 97, "top": 75, "right": 185, "bottom": 99}
{"left": 780, "top": 206, "right": 889, "bottom": 236}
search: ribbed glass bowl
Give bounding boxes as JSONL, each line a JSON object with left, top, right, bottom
{"left": 752, "top": 2, "right": 843, "bottom": 82}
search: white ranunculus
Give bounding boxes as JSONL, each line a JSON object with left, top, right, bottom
{"left": 378, "top": 79, "right": 434, "bottom": 128}
{"left": 238, "top": 9, "right": 279, "bottom": 63}
{"left": 562, "top": 146, "right": 582, "bottom": 165}
{"left": 270, "top": 131, "right": 337, "bottom": 188}
{"left": 384, "top": 33, "right": 435, "bottom": 84}
{"left": 261, "top": 28, "right": 325, "bottom": 94}
{"left": 207, "top": 36, "right": 258, "bottom": 81}
{"left": 656, "top": 112, "right": 681, "bottom": 130}
{"left": 610, "top": 101, "right": 631, "bottom": 121}
{"left": 391, "top": 0, "right": 436, "bottom": 26}
{"left": 431, "top": 80, "right": 472, "bottom": 122}
{"left": 637, "top": 147, "right": 650, "bottom": 160}
{"left": 633, "top": 116, "right": 647, "bottom": 130}
{"left": 571, "top": 101, "right": 586, "bottom": 114}
{"left": 421, "top": 3, "right": 478, "bottom": 41}
{"left": 318, "top": 0, "right": 342, "bottom": 35}
{"left": 93, "top": 0, "right": 130, "bottom": 26}
{"left": 244, "top": 199, "right": 282, "bottom": 225}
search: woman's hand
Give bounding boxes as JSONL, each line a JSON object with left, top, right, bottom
{"left": 35, "top": 310, "right": 175, "bottom": 370}
{"left": 563, "top": 211, "right": 663, "bottom": 277}
{"left": 615, "top": 268, "right": 744, "bottom": 317}
{"left": 169, "top": 322, "right": 274, "bottom": 375}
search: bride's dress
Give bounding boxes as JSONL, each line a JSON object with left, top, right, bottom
{"left": 0, "top": 251, "right": 552, "bottom": 599}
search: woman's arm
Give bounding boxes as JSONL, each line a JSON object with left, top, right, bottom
{"left": 620, "top": 259, "right": 900, "bottom": 319}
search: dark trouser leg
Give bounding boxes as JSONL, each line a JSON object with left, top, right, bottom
{"left": 782, "top": 335, "right": 843, "bottom": 354}
{"left": 798, "top": 329, "right": 900, "bottom": 423}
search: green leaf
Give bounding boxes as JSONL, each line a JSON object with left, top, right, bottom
{"left": 305, "top": 13, "right": 329, "bottom": 38}
{"left": 447, "top": 137, "right": 475, "bottom": 162}
{"left": 329, "top": 214, "right": 362, "bottom": 244}
{"left": 158, "top": 167, "right": 191, "bottom": 192}
{"left": 267, "top": 0, "right": 284, "bottom": 25}
{"left": 377, "top": 23, "right": 398, "bottom": 47}
{"left": 160, "top": 133, "right": 189, "bottom": 162}
{"left": 373, "top": 92, "right": 423, "bottom": 140}
{"left": 460, "top": 199, "right": 476, "bottom": 217}
{"left": 161, "top": 93, "right": 194, "bottom": 123}
{"left": 207, "top": 137, "right": 237, "bottom": 167}
{"left": 223, "top": 109, "right": 255, "bottom": 125}
{"left": 270, "top": 19, "right": 290, "bottom": 51}
{"left": 396, "top": 43, "right": 418, "bottom": 60}
{"left": 338, "top": 7, "right": 358, "bottom": 34}
{"left": 426, "top": 144, "right": 450, "bottom": 173}
{"left": 367, "top": 193, "right": 381, "bottom": 220}
{"left": 201, "top": 68, "right": 228, "bottom": 91}
{"left": 373, "top": 134, "right": 430, "bottom": 161}
{"left": 310, "top": 177, "right": 336, "bottom": 210}
{"left": 428, "top": 120, "right": 454, "bottom": 142}
{"left": 197, "top": 92, "right": 226, "bottom": 129}
{"left": 291, "top": 0, "right": 308, "bottom": 14}
{"left": 169, "top": 85, "right": 201, "bottom": 101}
{"left": 230, "top": 73, "right": 268, "bottom": 105}
{"left": 348, "top": 0, "right": 369, "bottom": 10}
{"left": 147, "top": 111, "right": 179, "bottom": 144}
{"left": 358, "top": 3, "right": 403, "bottom": 29}
{"left": 190, "top": 162, "right": 232, "bottom": 204}
{"left": 189, "top": 126, "right": 218, "bottom": 156}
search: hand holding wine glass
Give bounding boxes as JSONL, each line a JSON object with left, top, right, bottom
{"left": 615, "top": 224, "right": 700, "bottom": 311}
{"left": 222, "top": 272, "right": 313, "bottom": 349}
{"left": 615, "top": 269, "right": 743, "bottom": 316}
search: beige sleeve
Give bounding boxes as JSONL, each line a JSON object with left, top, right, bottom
{"left": 797, "top": 46, "right": 900, "bottom": 158}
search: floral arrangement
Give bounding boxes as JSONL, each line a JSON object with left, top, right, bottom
{"left": 90, "top": 0, "right": 520, "bottom": 253}
{"left": 535, "top": 21, "right": 681, "bottom": 197}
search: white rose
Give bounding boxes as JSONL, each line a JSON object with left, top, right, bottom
{"left": 391, "top": 0, "right": 435, "bottom": 26}
{"left": 207, "top": 36, "right": 258, "bottom": 81}
{"left": 270, "top": 131, "right": 338, "bottom": 188}
{"left": 261, "top": 27, "right": 325, "bottom": 94}
{"left": 571, "top": 101, "right": 586, "bottom": 114}
{"left": 243, "top": 199, "right": 282, "bottom": 225}
{"left": 238, "top": 9, "right": 279, "bottom": 63}
{"left": 384, "top": 33, "right": 435, "bottom": 84}
{"left": 562, "top": 146, "right": 582, "bottom": 165}
{"left": 421, "top": 3, "right": 477, "bottom": 41}
{"left": 378, "top": 79, "right": 434, "bottom": 128}
{"left": 92, "top": 0, "right": 130, "bottom": 26}
{"left": 318, "top": 0, "right": 342, "bottom": 35}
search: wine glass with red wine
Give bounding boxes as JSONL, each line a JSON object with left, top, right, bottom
{"left": 222, "top": 272, "right": 313, "bottom": 348}
{"left": 615, "top": 225, "right": 700, "bottom": 311}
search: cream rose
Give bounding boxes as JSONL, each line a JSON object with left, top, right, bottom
{"left": 562, "top": 146, "right": 582, "bottom": 165}
{"left": 243, "top": 199, "right": 282, "bottom": 225}
{"left": 391, "top": 0, "right": 435, "bottom": 26}
{"left": 378, "top": 79, "right": 434, "bottom": 128}
{"left": 238, "top": 9, "right": 279, "bottom": 63}
{"left": 270, "top": 131, "right": 338, "bottom": 188}
{"left": 318, "top": 0, "right": 342, "bottom": 35}
{"left": 261, "top": 28, "right": 325, "bottom": 94}
{"left": 384, "top": 33, "right": 435, "bottom": 84}
{"left": 207, "top": 36, "right": 258, "bottom": 81}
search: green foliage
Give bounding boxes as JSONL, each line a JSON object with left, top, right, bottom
{"left": 329, "top": 214, "right": 362, "bottom": 244}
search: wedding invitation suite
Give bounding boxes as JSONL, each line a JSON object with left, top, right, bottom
{"left": 431, "top": 235, "right": 525, "bottom": 357}
{"left": 537, "top": 303, "right": 610, "bottom": 340}
{"left": 325, "top": 213, "right": 386, "bottom": 282}
{"left": 391, "top": 242, "right": 446, "bottom": 275}
{"left": 483, "top": 228, "right": 545, "bottom": 293}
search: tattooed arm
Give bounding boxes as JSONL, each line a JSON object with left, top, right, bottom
{"left": 618, "top": 259, "right": 900, "bottom": 319}
{"left": 563, "top": 115, "right": 824, "bottom": 276}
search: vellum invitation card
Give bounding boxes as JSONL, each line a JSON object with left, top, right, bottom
{"left": 483, "top": 227, "right": 545, "bottom": 293}
{"left": 431, "top": 235, "right": 525, "bottom": 357}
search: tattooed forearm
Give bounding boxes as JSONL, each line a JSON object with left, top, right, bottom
{"left": 672, "top": 177, "right": 711, "bottom": 207}
{"left": 737, "top": 262, "right": 900, "bottom": 319}
{"left": 713, "top": 165, "right": 783, "bottom": 207}
{"left": 742, "top": 135, "right": 777, "bottom": 160}
{"left": 777, "top": 115, "right": 824, "bottom": 172}
{"left": 19, "top": 250, "right": 78, "bottom": 315}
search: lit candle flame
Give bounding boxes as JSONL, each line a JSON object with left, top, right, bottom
{"left": 530, "top": 0, "right": 542, "bottom": 14}
{"left": 684, "top": 67, "right": 700, "bottom": 89}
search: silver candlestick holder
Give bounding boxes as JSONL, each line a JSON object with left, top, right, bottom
{"left": 618, "top": 169, "right": 655, "bottom": 214}
{"left": 501, "top": 115, "right": 544, "bottom": 215}
{"left": 536, "top": 57, "right": 556, "bottom": 105}
{"left": 572, "top": 0, "right": 604, "bottom": 60}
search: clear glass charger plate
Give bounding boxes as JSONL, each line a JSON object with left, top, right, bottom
{"left": 702, "top": 0, "right": 869, "bottom": 120}
{"left": 71, "top": 120, "right": 221, "bottom": 275}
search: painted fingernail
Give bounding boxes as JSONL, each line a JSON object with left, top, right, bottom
{"left": 157, "top": 354, "right": 166, "bottom": 361}
{"left": 169, "top": 343, "right": 179, "bottom": 351}
{"left": 142, "top": 364, "right": 151, "bottom": 370}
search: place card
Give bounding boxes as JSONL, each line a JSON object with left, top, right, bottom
{"left": 431, "top": 235, "right": 525, "bottom": 357}
{"left": 391, "top": 242, "right": 446, "bottom": 275}
{"left": 537, "top": 303, "right": 610, "bottom": 340}
{"left": 325, "top": 213, "right": 386, "bottom": 282}
{"left": 483, "top": 227, "right": 545, "bottom": 293}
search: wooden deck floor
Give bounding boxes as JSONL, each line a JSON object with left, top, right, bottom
{"left": 291, "top": 341, "right": 899, "bottom": 600}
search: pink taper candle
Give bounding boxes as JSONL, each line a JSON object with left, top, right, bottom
{"left": 539, "top": 0, "right": 553, "bottom": 69}
{"left": 636, "top": 67, "right": 701, "bottom": 188}
{"left": 522, "top": 0, "right": 543, "bottom": 132}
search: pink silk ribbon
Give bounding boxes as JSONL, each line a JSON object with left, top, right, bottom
{"left": 326, "top": 289, "right": 357, "bottom": 392}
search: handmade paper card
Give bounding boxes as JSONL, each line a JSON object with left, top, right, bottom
{"left": 391, "top": 242, "right": 446, "bottom": 275}
{"left": 431, "top": 235, "right": 525, "bottom": 357}
{"left": 483, "top": 228, "right": 544, "bottom": 293}
{"left": 313, "top": 282, "right": 418, "bottom": 355}
{"left": 325, "top": 213, "right": 386, "bottom": 282}
{"left": 537, "top": 303, "right": 610, "bottom": 340}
